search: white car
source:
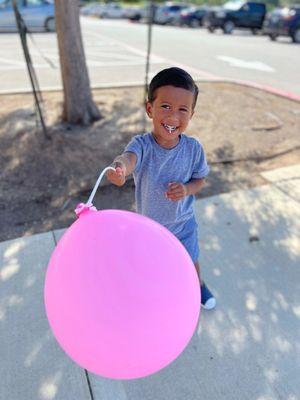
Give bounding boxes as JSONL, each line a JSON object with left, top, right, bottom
{"left": 97, "top": 3, "right": 126, "bottom": 19}
{"left": 80, "top": 4, "right": 106, "bottom": 17}
{"left": 0, "top": 0, "right": 55, "bottom": 31}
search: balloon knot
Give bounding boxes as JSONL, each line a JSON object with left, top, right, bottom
{"left": 75, "top": 203, "right": 97, "bottom": 218}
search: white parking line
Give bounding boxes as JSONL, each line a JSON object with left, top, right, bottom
{"left": 217, "top": 56, "right": 275, "bottom": 73}
{"left": 0, "top": 33, "right": 164, "bottom": 71}
{"left": 0, "top": 56, "right": 26, "bottom": 66}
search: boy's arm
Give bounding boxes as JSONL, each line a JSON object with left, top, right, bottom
{"left": 166, "top": 178, "right": 206, "bottom": 201}
{"left": 185, "top": 178, "right": 206, "bottom": 196}
{"left": 106, "top": 152, "right": 137, "bottom": 186}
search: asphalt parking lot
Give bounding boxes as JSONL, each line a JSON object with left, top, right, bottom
{"left": 0, "top": 17, "right": 299, "bottom": 96}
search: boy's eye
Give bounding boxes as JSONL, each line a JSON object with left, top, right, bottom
{"left": 180, "top": 108, "right": 188, "bottom": 112}
{"left": 161, "top": 104, "right": 170, "bottom": 109}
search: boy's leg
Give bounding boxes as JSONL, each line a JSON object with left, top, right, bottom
{"left": 194, "top": 261, "right": 201, "bottom": 283}
{"left": 194, "top": 261, "right": 216, "bottom": 310}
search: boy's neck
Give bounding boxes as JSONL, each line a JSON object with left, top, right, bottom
{"left": 151, "top": 132, "right": 181, "bottom": 149}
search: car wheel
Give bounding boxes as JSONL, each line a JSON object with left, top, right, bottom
{"left": 269, "top": 33, "right": 277, "bottom": 41}
{"left": 251, "top": 28, "right": 258, "bottom": 35}
{"left": 45, "top": 17, "right": 55, "bottom": 32}
{"left": 223, "top": 20, "right": 234, "bottom": 34}
{"left": 172, "top": 19, "right": 180, "bottom": 27}
{"left": 291, "top": 28, "right": 300, "bottom": 43}
{"left": 208, "top": 26, "right": 215, "bottom": 33}
{"left": 190, "top": 19, "right": 199, "bottom": 28}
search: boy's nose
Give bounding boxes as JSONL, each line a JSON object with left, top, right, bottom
{"left": 166, "top": 113, "right": 180, "bottom": 124}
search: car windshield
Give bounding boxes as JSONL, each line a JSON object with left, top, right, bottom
{"left": 223, "top": 1, "right": 244, "bottom": 10}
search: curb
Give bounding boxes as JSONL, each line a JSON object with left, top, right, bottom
{"left": 217, "top": 78, "right": 300, "bottom": 103}
{"left": 1, "top": 79, "right": 300, "bottom": 103}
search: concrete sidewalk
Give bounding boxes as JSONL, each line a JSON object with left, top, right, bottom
{"left": 1, "top": 165, "right": 300, "bottom": 400}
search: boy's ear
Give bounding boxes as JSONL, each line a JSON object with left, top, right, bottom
{"left": 145, "top": 101, "right": 153, "bottom": 118}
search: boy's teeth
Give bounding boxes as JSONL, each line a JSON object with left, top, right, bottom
{"left": 164, "top": 124, "right": 176, "bottom": 132}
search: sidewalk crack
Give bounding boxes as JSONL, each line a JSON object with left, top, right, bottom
{"left": 85, "top": 370, "right": 95, "bottom": 400}
{"left": 273, "top": 181, "right": 300, "bottom": 205}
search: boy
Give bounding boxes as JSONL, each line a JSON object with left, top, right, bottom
{"left": 107, "top": 67, "right": 216, "bottom": 310}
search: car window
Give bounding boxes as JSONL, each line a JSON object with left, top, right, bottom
{"left": 248, "top": 3, "right": 265, "bottom": 12}
{"left": 224, "top": 1, "right": 244, "bottom": 10}
{"left": 196, "top": 8, "right": 206, "bottom": 16}
{"left": 26, "top": 0, "right": 45, "bottom": 5}
{"left": 0, "top": 0, "right": 24, "bottom": 6}
{"left": 170, "top": 6, "right": 180, "bottom": 12}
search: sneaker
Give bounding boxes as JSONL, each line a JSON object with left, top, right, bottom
{"left": 201, "top": 282, "right": 216, "bottom": 310}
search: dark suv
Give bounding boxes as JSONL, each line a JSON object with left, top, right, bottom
{"left": 263, "top": 6, "right": 300, "bottom": 43}
{"left": 204, "top": 1, "right": 266, "bottom": 34}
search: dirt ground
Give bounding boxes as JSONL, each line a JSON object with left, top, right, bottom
{"left": 1, "top": 82, "right": 300, "bottom": 242}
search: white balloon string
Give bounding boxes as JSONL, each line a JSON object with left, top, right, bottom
{"left": 86, "top": 166, "right": 116, "bottom": 206}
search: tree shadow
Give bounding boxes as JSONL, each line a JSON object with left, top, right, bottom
{"left": 1, "top": 180, "right": 299, "bottom": 399}
{"left": 0, "top": 232, "right": 91, "bottom": 399}
{"left": 0, "top": 88, "right": 145, "bottom": 241}
{"left": 86, "top": 184, "right": 300, "bottom": 399}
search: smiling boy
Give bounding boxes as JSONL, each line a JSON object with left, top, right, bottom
{"left": 107, "top": 67, "right": 216, "bottom": 310}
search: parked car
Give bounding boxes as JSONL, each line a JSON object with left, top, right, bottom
{"left": 80, "top": 4, "right": 106, "bottom": 17}
{"left": 0, "top": 0, "right": 55, "bottom": 31}
{"left": 178, "top": 6, "right": 210, "bottom": 28}
{"left": 154, "top": 3, "right": 189, "bottom": 25}
{"left": 122, "top": 5, "right": 143, "bottom": 19}
{"left": 263, "top": 5, "right": 300, "bottom": 43}
{"left": 127, "top": 4, "right": 158, "bottom": 22}
{"left": 96, "top": 3, "right": 126, "bottom": 19}
{"left": 203, "top": 1, "right": 266, "bottom": 34}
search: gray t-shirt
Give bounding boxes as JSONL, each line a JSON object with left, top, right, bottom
{"left": 125, "top": 133, "right": 209, "bottom": 237}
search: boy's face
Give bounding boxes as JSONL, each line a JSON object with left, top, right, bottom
{"left": 146, "top": 85, "right": 195, "bottom": 148}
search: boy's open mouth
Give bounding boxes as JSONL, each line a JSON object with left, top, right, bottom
{"left": 162, "top": 123, "right": 178, "bottom": 134}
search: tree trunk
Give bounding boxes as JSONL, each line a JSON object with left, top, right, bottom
{"left": 54, "top": 0, "right": 101, "bottom": 125}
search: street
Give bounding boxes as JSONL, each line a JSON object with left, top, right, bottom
{"left": 0, "top": 17, "right": 299, "bottom": 95}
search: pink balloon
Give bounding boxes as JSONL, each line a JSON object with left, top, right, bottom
{"left": 44, "top": 209, "right": 200, "bottom": 380}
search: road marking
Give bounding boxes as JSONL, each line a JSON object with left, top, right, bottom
{"left": 0, "top": 56, "right": 26, "bottom": 66}
{"left": 217, "top": 56, "right": 275, "bottom": 72}
{"left": 84, "top": 29, "right": 221, "bottom": 80}
{"left": 0, "top": 34, "right": 164, "bottom": 71}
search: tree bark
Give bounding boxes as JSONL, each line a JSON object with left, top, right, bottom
{"left": 54, "top": 0, "right": 101, "bottom": 125}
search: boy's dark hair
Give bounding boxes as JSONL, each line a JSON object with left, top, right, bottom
{"left": 148, "top": 67, "right": 199, "bottom": 108}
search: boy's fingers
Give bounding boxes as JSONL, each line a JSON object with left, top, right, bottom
{"left": 115, "top": 167, "right": 124, "bottom": 176}
{"left": 168, "top": 182, "right": 184, "bottom": 192}
{"left": 167, "top": 187, "right": 183, "bottom": 195}
{"left": 168, "top": 182, "right": 179, "bottom": 189}
{"left": 107, "top": 169, "right": 124, "bottom": 183}
{"left": 166, "top": 192, "right": 183, "bottom": 200}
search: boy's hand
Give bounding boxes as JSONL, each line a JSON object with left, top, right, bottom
{"left": 106, "top": 163, "right": 126, "bottom": 186}
{"left": 165, "top": 182, "right": 188, "bottom": 201}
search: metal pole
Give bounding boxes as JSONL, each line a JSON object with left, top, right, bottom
{"left": 12, "top": 0, "right": 50, "bottom": 139}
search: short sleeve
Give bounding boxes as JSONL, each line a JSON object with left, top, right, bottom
{"left": 124, "top": 135, "right": 144, "bottom": 173}
{"left": 191, "top": 142, "right": 210, "bottom": 179}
